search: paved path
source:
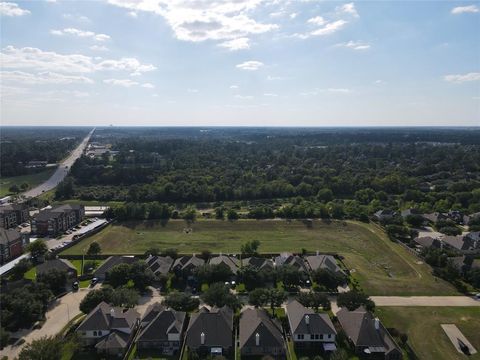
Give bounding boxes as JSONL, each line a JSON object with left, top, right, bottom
{"left": 371, "top": 296, "right": 480, "bottom": 306}
{"left": 441, "top": 324, "right": 478, "bottom": 355}
{"left": 19, "top": 128, "right": 95, "bottom": 200}
{"left": 0, "top": 288, "right": 91, "bottom": 360}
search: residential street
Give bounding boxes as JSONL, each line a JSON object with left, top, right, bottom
{"left": 19, "top": 128, "right": 95, "bottom": 200}
{"left": 0, "top": 288, "right": 91, "bottom": 360}
{"left": 370, "top": 296, "right": 480, "bottom": 307}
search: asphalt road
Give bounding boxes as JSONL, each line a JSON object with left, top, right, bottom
{"left": 20, "top": 128, "right": 95, "bottom": 200}
{"left": 371, "top": 296, "right": 480, "bottom": 306}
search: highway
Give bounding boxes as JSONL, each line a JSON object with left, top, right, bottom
{"left": 20, "top": 128, "right": 95, "bottom": 200}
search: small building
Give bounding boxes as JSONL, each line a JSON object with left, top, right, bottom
{"left": 185, "top": 306, "right": 234, "bottom": 356}
{"left": 337, "top": 307, "right": 401, "bottom": 360}
{"left": 209, "top": 255, "right": 240, "bottom": 275}
{"left": 0, "top": 203, "right": 29, "bottom": 229}
{"left": 242, "top": 257, "right": 274, "bottom": 270}
{"left": 373, "top": 210, "right": 397, "bottom": 222}
{"left": 145, "top": 255, "right": 173, "bottom": 277}
{"left": 305, "top": 254, "right": 345, "bottom": 275}
{"left": 239, "top": 308, "right": 286, "bottom": 359}
{"left": 137, "top": 303, "right": 186, "bottom": 355}
{"left": 31, "top": 204, "right": 85, "bottom": 237}
{"left": 94, "top": 256, "right": 137, "bottom": 281}
{"left": 0, "top": 228, "right": 27, "bottom": 264}
{"left": 171, "top": 255, "right": 205, "bottom": 275}
{"left": 36, "top": 258, "right": 78, "bottom": 279}
{"left": 76, "top": 302, "right": 139, "bottom": 357}
{"left": 286, "top": 300, "right": 337, "bottom": 352}
{"left": 275, "top": 253, "right": 308, "bottom": 273}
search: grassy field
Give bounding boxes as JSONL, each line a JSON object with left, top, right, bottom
{"left": 0, "top": 168, "right": 56, "bottom": 197}
{"left": 61, "top": 219, "right": 457, "bottom": 296}
{"left": 377, "top": 307, "right": 480, "bottom": 360}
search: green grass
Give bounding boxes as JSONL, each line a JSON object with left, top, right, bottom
{"left": 0, "top": 168, "right": 56, "bottom": 197}
{"left": 61, "top": 219, "right": 457, "bottom": 296}
{"left": 377, "top": 307, "right": 480, "bottom": 360}
{"left": 24, "top": 267, "right": 36, "bottom": 280}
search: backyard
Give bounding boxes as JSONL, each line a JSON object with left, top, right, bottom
{"left": 61, "top": 219, "right": 457, "bottom": 296}
{"left": 377, "top": 307, "right": 480, "bottom": 360}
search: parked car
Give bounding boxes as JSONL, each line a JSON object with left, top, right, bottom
{"left": 90, "top": 277, "right": 98, "bottom": 287}
{"left": 72, "top": 281, "right": 79, "bottom": 291}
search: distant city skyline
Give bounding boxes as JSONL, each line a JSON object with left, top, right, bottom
{"left": 1, "top": 0, "right": 479, "bottom": 126}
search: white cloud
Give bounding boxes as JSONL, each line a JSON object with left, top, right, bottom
{"left": 187, "top": 88, "right": 199, "bottom": 93}
{"left": 127, "top": 11, "right": 138, "bottom": 18}
{"left": 236, "top": 60, "right": 264, "bottom": 70}
{"left": 51, "top": 28, "right": 111, "bottom": 42}
{"left": 1, "top": 46, "right": 156, "bottom": 75}
{"left": 337, "top": 2, "right": 359, "bottom": 18}
{"left": 307, "top": 16, "right": 325, "bottom": 26}
{"left": 90, "top": 45, "right": 109, "bottom": 51}
{"left": 218, "top": 37, "right": 250, "bottom": 51}
{"left": 311, "top": 20, "right": 347, "bottom": 36}
{"left": 230, "top": 85, "right": 239, "bottom": 89}
{"left": 451, "top": 5, "right": 479, "bottom": 14}
{"left": 107, "top": 0, "right": 278, "bottom": 43}
{"left": 327, "top": 88, "right": 351, "bottom": 93}
{"left": 103, "top": 78, "right": 139, "bottom": 87}
{"left": 267, "top": 75, "right": 284, "bottom": 80}
{"left": 444, "top": 72, "right": 480, "bottom": 83}
{"left": 0, "top": 2, "right": 30, "bottom": 16}
{"left": 62, "top": 13, "right": 90, "bottom": 22}
{"left": 264, "top": 93, "right": 278, "bottom": 96}
{"left": 141, "top": 83, "right": 155, "bottom": 88}
{"left": 290, "top": 12, "right": 298, "bottom": 19}
{"left": 375, "top": 79, "right": 385, "bottom": 84}
{"left": 335, "top": 40, "right": 370, "bottom": 50}
{"left": 235, "top": 94, "right": 254, "bottom": 99}
{"left": 1, "top": 70, "right": 94, "bottom": 84}
{"left": 72, "top": 90, "right": 90, "bottom": 97}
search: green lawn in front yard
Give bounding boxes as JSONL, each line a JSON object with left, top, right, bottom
{"left": 377, "top": 307, "right": 480, "bottom": 360}
{"left": 61, "top": 219, "right": 456, "bottom": 296}
{"left": 24, "top": 267, "right": 36, "bottom": 280}
{"left": 0, "top": 168, "right": 56, "bottom": 197}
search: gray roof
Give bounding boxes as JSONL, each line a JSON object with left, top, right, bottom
{"left": 0, "top": 203, "right": 27, "bottom": 213}
{"left": 243, "top": 257, "right": 274, "bottom": 270}
{"left": 146, "top": 255, "right": 173, "bottom": 276}
{"left": 0, "top": 228, "right": 22, "bottom": 245}
{"left": 77, "top": 302, "right": 139, "bottom": 333}
{"left": 95, "top": 330, "right": 130, "bottom": 351}
{"left": 141, "top": 303, "right": 165, "bottom": 324}
{"left": 275, "top": 254, "right": 308, "bottom": 272}
{"left": 137, "top": 306, "right": 186, "bottom": 342}
{"left": 286, "top": 300, "right": 336, "bottom": 336}
{"left": 414, "top": 236, "right": 442, "bottom": 248}
{"left": 186, "top": 306, "right": 233, "bottom": 349}
{"left": 172, "top": 255, "right": 205, "bottom": 272}
{"left": 337, "top": 307, "right": 400, "bottom": 356}
{"left": 305, "top": 255, "right": 344, "bottom": 274}
{"left": 209, "top": 255, "right": 240, "bottom": 274}
{"left": 36, "top": 258, "right": 77, "bottom": 275}
{"left": 239, "top": 308, "right": 284, "bottom": 350}
{"left": 33, "top": 204, "right": 83, "bottom": 221}
{"left": 94, "top": 256, "right": 137, "bottom": 278}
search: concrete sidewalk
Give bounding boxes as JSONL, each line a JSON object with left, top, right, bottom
{"left": 371, "top": 296, "right": 480, "bottom": 306}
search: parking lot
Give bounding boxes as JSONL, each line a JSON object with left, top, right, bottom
{"left": 46, "top": 218, "right": 108, "bottom": 251}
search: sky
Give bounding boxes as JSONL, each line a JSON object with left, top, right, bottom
{"left": 0, "top": 0, "right": 479, "bottom": 127}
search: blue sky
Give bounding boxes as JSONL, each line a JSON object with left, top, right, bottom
{"left": 1, "top": 0, "right": 479, "bottom": 126}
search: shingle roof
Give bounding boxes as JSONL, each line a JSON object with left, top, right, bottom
{"left": 172, "top": 255, "right": 205, "bottom": 272}
{"left": 209, "top": 255, "right": 240, "bottom": 274}
{"left": 33, "top": 204, "right": 83, "bottom": 221}
{"left": 95, "top": 330, "right": 130, "bottom": 351}
{"left": 146, "top": 255, "right": 173, "bottom": 276}
{"left": 239, "top": 308, "right": 284, "bottom": 350}
{"left": 337, "top": 307, "right": 400, "bottom": 356}
{"left": 137, "top": 307, "right": 186, "bottom": 342}
{"left": 275, "top": 254, "right": 308, "bottom": 272}
{"left": 36, "top": 259, "right": 77, "bottom": 275}
{"left": 243, "top": 257, "right": 274, "bottom": 270}
{"left": 305, "top": 255, "right": 344, "bottom": 274}
{"left": 76, "top": 302, "right": 138, "bottom": 333}
{"left": 186, "top": 306, "right": 233, "bottom": 348}
{"left": 0, "top": 228, "right": 22, "bottom": 245}
{"left": 141, "top": 303, "right": 165, "bottom": 324}
{"left": 286, "top": 300, "right": 336, "bottom": 336}
{"left": 94, "top": 256, "right": 137, "bottom": 278}
{"left": 414, "top": 236, "right": 441, "bottom": 248}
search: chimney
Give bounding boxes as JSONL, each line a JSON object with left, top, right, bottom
{"left": 316, "top": 250, "right": 319, "bottom": 256}
{"left": 201, "top": 332, "right": 205, "bottom": 345}
{"left": 305, "top": 315, "right": 310, "bottom": 325}
{"left": 110, "top": 308, "right": 115, "bottom": 316}
{"left": 374, "top": 318, "right": 380, "bottom": 330}
{"left": 255, "top": 333, "right": 260, "bottom": 346}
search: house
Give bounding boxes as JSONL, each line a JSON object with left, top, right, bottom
{"left": 400, "top": 208, "right": 420, "bottom": 219}
{"left": 0, "top": 228, "right": 28, "bottom": 265}
{"left": 449, "top": 256, "right": 479, "bottom": 274}
{"left": 171, "top": 255, "right": 205, "bottom": 275}
{"left": 413, "top": 236, "right": 443, "bottom": 250}
{"left": 442, "top": 235, "right": 480, "bottom": 255}
{"left": 305, "top": 254, "right": 345, "bottom": 276}
{"left": 36, "top": 258, "right": 78, "bottom": 279}
{"left": 421, "top": 212, "right": 447, "bottom": 224}
{"left": 145, "top": 255, "right": 173, "bottom": 277}
{"left": 275, "top": 253, "right": 308, "bottom": 273}
{"left": 0, "top": 203, "right": 29, "bottom": 229}
{"left": 286, "top": 300, "right": 337, "bottom": 352}
{"left": 239, "top": 308, "right": 286, "bottom": 359}
{"left": 136, "top": 303, "right": 186, "bottom": 355}
{"left": 242, "top": 257, "right": 274, "bottom": 270}
{"left": 185, "top": 306, "right": 234, "bottom": 356}
{"left": 76, "top": 302, "right": 139, "bottom": 357}
{"left": 94, "top": 256, "right": 137, "bottom": 281}
{"left": 373, "top": 210, "right": 397, "bottom": 222}
{"left": 337, "top": 307, "right": 401, "bottom": 360}
{"left": 31, "top": 204, "right": 85, "bottom": 237}
{"left": 209, "top": 255, "right": 240, "bottom": 275}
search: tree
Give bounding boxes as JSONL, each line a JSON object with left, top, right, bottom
{"left": 144, "top": 247, "right": 160, "bottom": 256}
{"left": 215, "top": 207, "right": 224, "bottom": 220}
{"left": 330, "top": 348, "right": 348, "bottom": 360}
{"left": 86, "top": 242, "right": 101, "bottom": 257}
{"left": 106, "top": 263, "right": 131, "bottom": 288}
{"left": 80, "top": 287, "right": 115, "bottom": 313}
{"left": 20, "top": 182, "right": 29, "bottom": 191}
{"left": 111, "top": 287, "right": 139, "bottom": 308}
{"left": 37, "top": 269, "right": 67, "bottom": 295}
{"left": 227, "top": 209, "right": 239, "bottom": 220}
{"left": 28, "top": 240, "right": 48, "bottom": 259}
{"left": 266, "top": 289, "right": 287, "bottom": 316}
{"left": 278, "top": 265, "right": 304, "bottom": 289}
{"left": 240, "top": 240, "right": 260, "bottom": 257}
{"left": 183, "top": 207, "right": 196, "bottom": 222}
{"left": 18, "top": 336, "right": 63, "bottom": 360}
{"left": 9, "top": 185, "right": 20, "bottom": 194}
{"left": 201, "top": 282, "right": 240, "bottom": 310}
{"left": 297, "top": 292, "right": 330, "bottom": 311}
{"left": 317, "top": 188, "right": 334, "bottom": 202}
{"left": 337, "top": 290, "right": 375, "bottom": 311}
{"left": 248, "top": 288, "right": 269, "bottom": 307}
{"left": 0, "top": 327, "right": 10, "bottom": 349}
{"left": 129, "top": 262, "right": 154, "bottom": 292}
{"left": 11, "top": 258, "right": 32, "bottom": 280}
{"left": 162, "top": 248, "right": 178, "bottom": 259}
{"left": 164, "top": 291, "right": 200, "bottom": 312}
{"left": 311, "top": 269, "right": 346, "bottom": 291}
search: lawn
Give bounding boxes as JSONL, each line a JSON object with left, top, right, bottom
{"left": 61, "top": 219, "right": 457, "bottom": 296}
{"left": 0, "top": 168, "right": 56, "bottom": 197}
{"left": 377, "top": 307, "right": 480, "bottom": 360}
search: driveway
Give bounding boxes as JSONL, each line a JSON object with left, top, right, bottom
{"left": 371, "top": 296, "right": 480, "bottom": 306}
{"left": 135, "top": 287, "right": 164, "bottom": 317}
{"left": 0, "top": 288, "right": 91, "bottom": 360}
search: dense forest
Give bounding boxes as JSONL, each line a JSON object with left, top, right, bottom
{"left": 57, "top": 127, "right": 480, "bottom": 218}
{"left": 0, "top": 127, "right": 88, "bottom": 177}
